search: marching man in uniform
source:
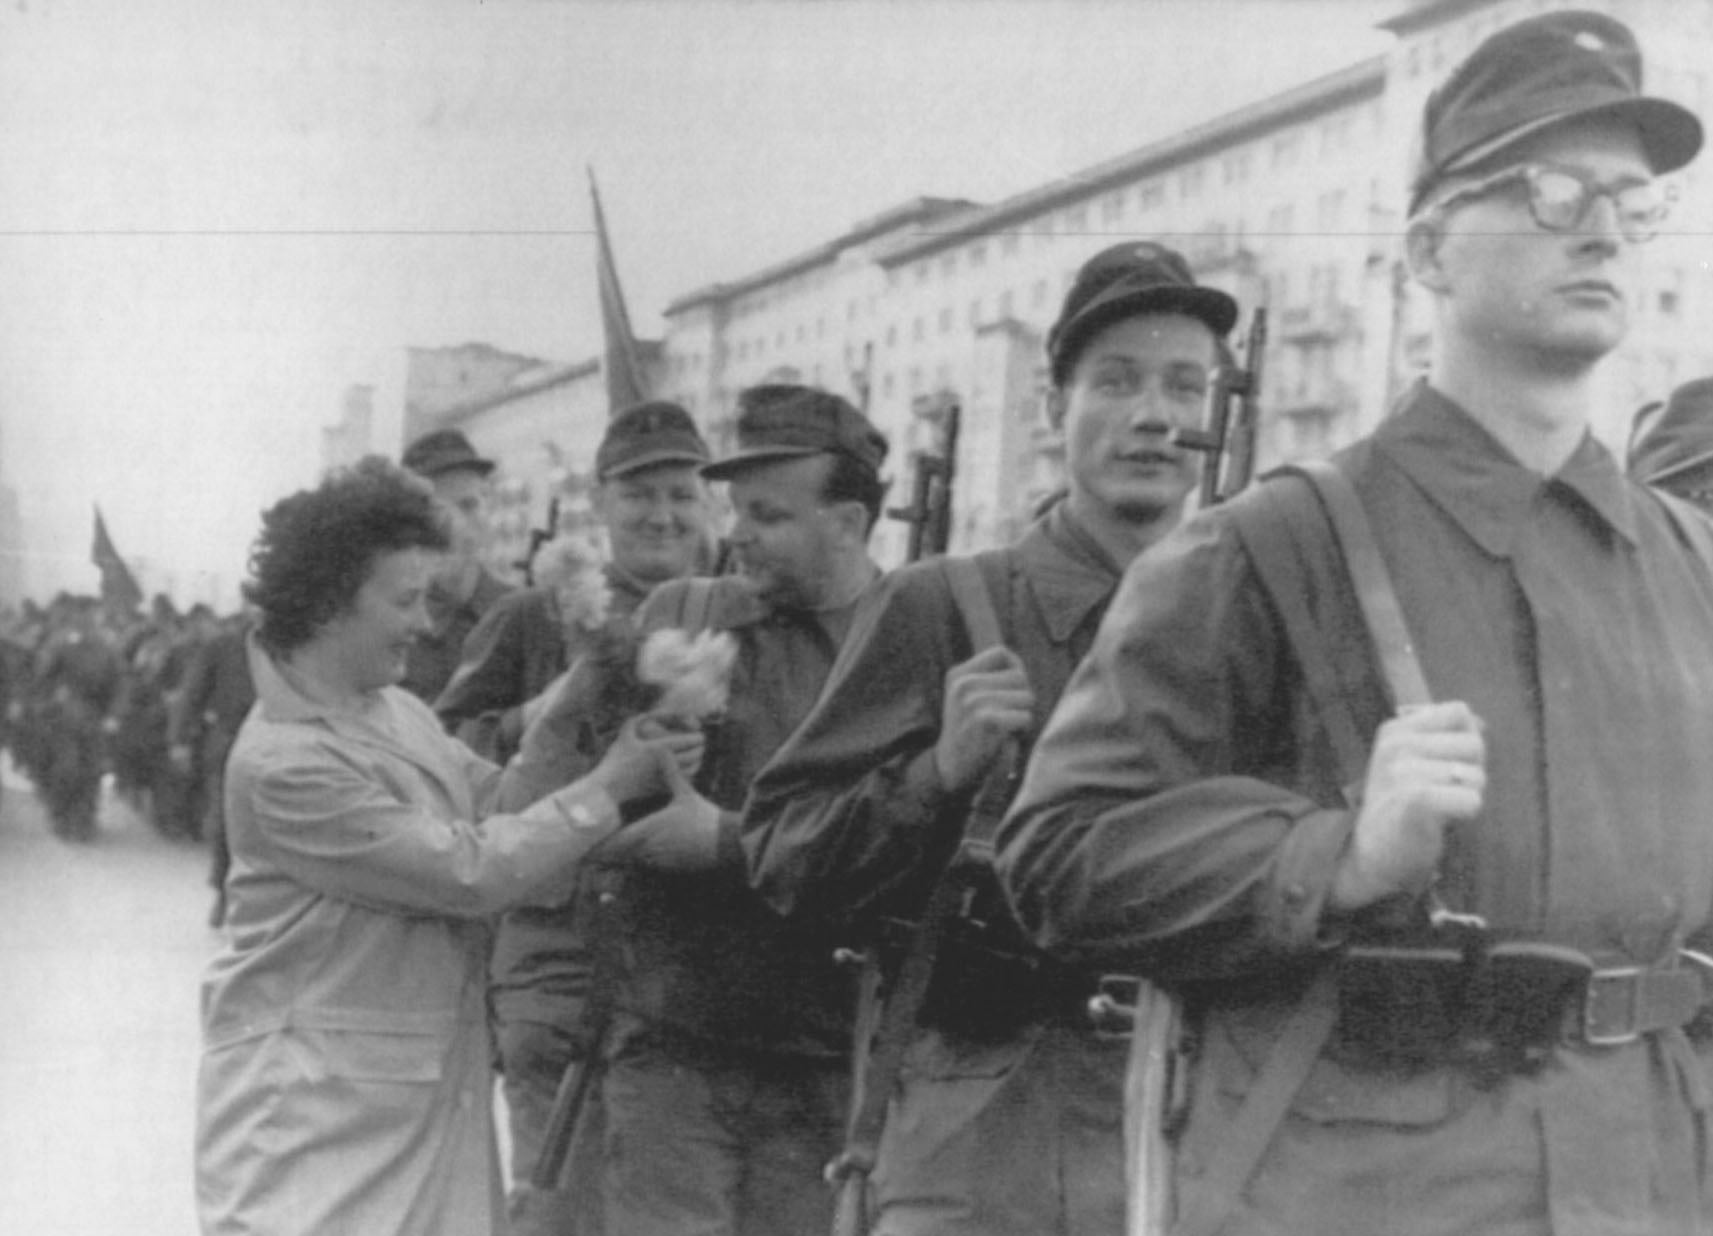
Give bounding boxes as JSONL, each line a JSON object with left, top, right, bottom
{"left": 999, "top": 12, "right": 1713, "bottom": 1235}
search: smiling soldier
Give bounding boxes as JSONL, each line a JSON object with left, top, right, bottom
{"left": 744, "top": 242, "right": 1236, "bottom": 1236}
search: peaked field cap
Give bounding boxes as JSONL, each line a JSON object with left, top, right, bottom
{"left": 1410, "top": 10, "right": 1703, "bottom": 214}
{"left": 701, "top": 384, "right": 888, "bottom": 480}
{"left": 402, "top": 428, "right": 496, "bottom": 479}
{"left": 1046, "top": 241, "right": 1238, "bottom": 386}
{"left": 596, "top": 399, "right": 710, "bottom": 479}
{"left": 1629, "top": 377, "right": 1713, "bottom": 492}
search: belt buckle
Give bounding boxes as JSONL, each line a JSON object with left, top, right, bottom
{"left": 1086, "top": 974, "right": 1141, "bottom": 1038}
{"left": 1582, "top": 965, "right": 1645, "bottom": 1047}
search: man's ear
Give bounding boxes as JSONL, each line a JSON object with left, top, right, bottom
{"left": 1406, "top": 217, "right": 1451, "bottom": 295}
{"left": 828, "top": 499, "right": 870, "bottom": 547}
{"left": 1045, "top": 386, "right": 1068, "bottom": 433}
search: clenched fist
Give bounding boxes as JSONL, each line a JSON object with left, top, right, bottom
{"left": 933, "top": 645, "right": 1035, "bottom": 794}
{"left": 1332, "top": 701, "right": 1486, "bottom": 910}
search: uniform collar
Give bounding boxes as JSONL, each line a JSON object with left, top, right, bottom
{"left": 1017, "top": 501, "right": 1124, "bottom": 644}
{"left": 1373, "top": 381, "right": 1639, "bottom": 559}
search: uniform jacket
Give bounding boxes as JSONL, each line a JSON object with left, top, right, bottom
{"left": 744, "top": 503, "right": 1118, "bottom": 928}
{"left": 483, "top": 566, "right": 653, "bottom": 1025}
{"left": 170, "top": 622, "right": 257, "bottom": 769}
{"left": 400, "top": 567, "right": 511, "bottom": 706}
{"left": 196, "top": 639, "right": 623, "bottom": 1236}
{"left": 999, "top": 384, "right": 1713, "bottom": 1236}
{"left": 501, "top": 572, "right": 877, "bottom": 1062}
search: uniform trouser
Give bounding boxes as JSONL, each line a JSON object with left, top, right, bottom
{"left": 495, "top": 1013, "right": 603, "bottom": 1236}
{"left": 598, "top": 1031, "right": 846, "bottom": 1236}
{"left": 871, "top": 1019, "right": 1128, "bottom": 1236}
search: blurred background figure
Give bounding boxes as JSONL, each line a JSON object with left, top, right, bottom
{"left": 28, "top": 596, "right": 122, "bottom": 842}
{"left": 168, "top": 607, "right": 257, "bottom": 927}
{"left": 399, "top": 428, "right": 513, "bottom": 705}
{"left": 1628, "top": 377, "right": 1713, "bottom": 511}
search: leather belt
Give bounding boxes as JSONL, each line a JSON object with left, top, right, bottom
{"left": 1568, "top": 949, "right": 1713, "bottom": 1047}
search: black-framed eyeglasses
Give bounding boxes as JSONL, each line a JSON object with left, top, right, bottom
{"left": 1420, "top": 163, "right": 1677, "bottom": 243}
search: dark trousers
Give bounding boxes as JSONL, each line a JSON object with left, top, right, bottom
{"left": 871, "top": 1021, "right": 1127, "bottom": 1236}
{"left": 599, "top": 1034, "right": 845, "bottom": 1236}
{"left": 497, "top": 1014, "right": 604, "bottom": 1236}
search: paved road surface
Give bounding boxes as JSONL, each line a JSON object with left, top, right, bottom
{"left": 0, "top": 767, "right": 218, "bottom": 1235}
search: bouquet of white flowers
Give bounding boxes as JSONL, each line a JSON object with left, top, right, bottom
{"left": 532, "top": 531, "right": 614, "bottom": 637}
{"left": 636, "top": 627, "right": 738, "bottom": 726}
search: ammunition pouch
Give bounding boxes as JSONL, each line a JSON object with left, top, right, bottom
{"left": 912, "top": 901, "right": 1050, "bottom": 1044}
{"left": 1332, "top": 926, "right": 1713, "bottom": 1078}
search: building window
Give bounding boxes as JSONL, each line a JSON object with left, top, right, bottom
{"left": 939, "top": 307, "right": 954, "bottom": 334}
{"left": 1267, "top": 203, "right": 1294, "bottom": 238}
{"left": 968, "top": 298, "right": 982, "bottom": 327}
{"left": 1222, "top": 151, "right": 1251, "bottom": 186}
{"left": 1001, "top": 231, "right": 1021, "bottom": 257}
{"left": 998, "top": 288, "right": 1014, "bottom": 319}
{"left": 1033, "top": 278, "right": 1049, "bottom": 308}
{"left": 1064, "top": 206, "right": 1087, "bottom": 235}
{"left": 941, "top": 254, "right": 957, "bottom": 279}
{"left": 1138, "top": 180, "right": 1164, "bottom": 212}
{"left": 1271, "top": 132, "right": 1302, "bottom": 169}
{"left": 1103, "top": 191, "right": 1125, "bottom": 223}
{"left": 916, "top": 262, "right": 930, "bottom": 285}
{"left": 969, "top": 242, "right": 988, "bottom": 268}
{"left": 886, "top": 323, "right": 899, "bottom": 348}
{"left": 913, "top": 317, "right": 926, "bottom": 343}
{"left": 1179, "top": 165, "right": 1205, "bottom": 199}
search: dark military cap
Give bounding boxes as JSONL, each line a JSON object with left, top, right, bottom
{"left": 595, "top": 400, "right": 710, "bottom": 480}
{"left": 701, "top": 384, "right": 888, "bottom": 481}
{"left": 402, "top": 428, "right": 496, "bottom": 480}
{"left": 1628, "top": 378, "right": 1713, "bottom": 507}
{"left": 1046, "top": 241, "right": 1237, "bottom": 388}
{"left": 1409, "top": 10, "right": 1702, "bottom": 214}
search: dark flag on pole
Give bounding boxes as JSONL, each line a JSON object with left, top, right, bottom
{"left": 589, "top": 168, "right": 649, "bottom": 413}
{"left": 91, "top": 506, "right": 143, "bottom": 612}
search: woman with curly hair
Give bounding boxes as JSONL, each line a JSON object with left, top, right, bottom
{"left": 194, "top": 459, "right": 701, "bottom": 1236}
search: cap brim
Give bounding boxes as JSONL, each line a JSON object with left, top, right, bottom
{"left": 700, "top": 444, "right": 823, "bottom": 481}
{"left": 600, "top": 449, "right": 710, "bottom": 480}
{"left": 1630, "top": 378, "right": 1713, "bottom": 487}
{"left": 1445, "top": 96, "right": 1704, "bottom": 179}
{"left": 422, "top": 459, "right": 496, "bottom": 478}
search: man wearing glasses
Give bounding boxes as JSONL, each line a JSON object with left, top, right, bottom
{"left": 999, "top": 12, "right": 1713, "bottom": 1234}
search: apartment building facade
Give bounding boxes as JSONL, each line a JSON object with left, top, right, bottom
{"left": 442, "top": 0, "right": 1713, "bottom": 567}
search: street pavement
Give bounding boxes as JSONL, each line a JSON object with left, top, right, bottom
{"left": 0, "top": 765, "right": 218, "bottom": 1235}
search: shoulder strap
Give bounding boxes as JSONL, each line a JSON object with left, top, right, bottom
{"left": 1175, "top": 463, "right": 1430, "bottom": 1236}
{"left": 1289, "top": 460, "right": 1431, "bottom": 711}
{"left": 676, "top": 576, "right": 718, "bottom": 634}
{"left": 941, "top": 553, "right": 1004, "bottom": 652}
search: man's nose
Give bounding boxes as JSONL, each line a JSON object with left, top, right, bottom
{"left": 1128, "top": 384, "right": 1181, "bottom": 433}
{"left": 1574, "top": 191, "right": 1625, "bottom": 255}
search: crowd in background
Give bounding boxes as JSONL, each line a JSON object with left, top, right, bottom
{"left": 0, "top": 593, "right": 253, "bottom": 921}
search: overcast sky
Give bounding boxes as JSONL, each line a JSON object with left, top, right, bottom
{"left": 0, "top": 0, "right": 1397, "bottom": 604}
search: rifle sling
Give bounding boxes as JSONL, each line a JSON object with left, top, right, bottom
{"left": 1179, "top": 462, "right": 1429, "bottom": 1236}
{"left": 828, "top": 555, "right": 1017, "bottom": 1210}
